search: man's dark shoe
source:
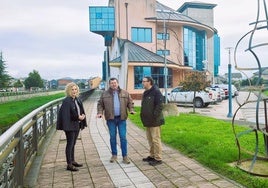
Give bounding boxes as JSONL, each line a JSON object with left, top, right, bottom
{"left": 149, "top": 159, "right": 162, "bottom": 166}
{"left": 142, "top": 156, "right": 154, "bottom": 162}
{"left": 72, "top": 162, "right": 83, "bottom": 167}
{"left": 67, "top": 164, "right": 79, "bottom": 171}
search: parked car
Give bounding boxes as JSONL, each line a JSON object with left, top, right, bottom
{"left": 162, "top": 86, "right": 212, "bottom": 108}
{"left": 212, "top": 84, "right": 238, "bottom": 99}
{"left": 218, "top": 88, "right": 226, "bottom": 100}
{"left": 206, "top": 87, "right": 222, "bottom": 103}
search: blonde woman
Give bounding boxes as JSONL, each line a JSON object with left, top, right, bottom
{"left": 57, "top": 82, "right": 87, "bottom": 171}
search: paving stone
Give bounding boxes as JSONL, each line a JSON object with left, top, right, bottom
{"left": 32, "top": 91, "right": 243, "bottom": 188}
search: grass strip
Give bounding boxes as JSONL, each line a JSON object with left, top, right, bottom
{"left": 129, "top": 106, "right": 268, "bottom": 188}
{"left": 0, "top": 93, "right": 64, "bottom": 130}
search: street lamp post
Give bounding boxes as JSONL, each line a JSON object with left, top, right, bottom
{"left": 226, "top": 47, "right": 233, "bottom": 118}
{"left": 163, "top": 18, "right": 168, "bottom": 104}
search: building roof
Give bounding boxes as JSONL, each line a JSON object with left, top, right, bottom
{"left": 110, "top": 39, "right": 184, "bottom": 67}
{"left": 155, "top": 2, "right": 199, "bottom": 23}
{"left": 145, "top": 1, "right": 217, "bottom": 32}
{"left": 177, "top": 2, "right": 217, "bottom": 13}
{"left": 224, "top": 72, "right": 243, "bottom": 79}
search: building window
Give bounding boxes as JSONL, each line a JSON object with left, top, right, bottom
{"left": 134, "top": 66, "right": 172, "bottom": 89}
{"left": 131, "top": 27, "right": 152, "bottom": 43}
{"left": 157, "top": 33, "right": 170, "bottom": 40}
{"left": 214, "top": 34, "right": 220, "bottom": 76}
{"left": 183, "top": 26, "right": 206, "bottom": 71}
{"left": 156, "top": 50, "right": 170, "bottom": 56}
{"left": 89, "top": 7, "right": 115, "bottom": 32}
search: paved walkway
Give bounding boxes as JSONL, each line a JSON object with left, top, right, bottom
{"left": 34, "top": 91, "right": 244, "bottom": 188}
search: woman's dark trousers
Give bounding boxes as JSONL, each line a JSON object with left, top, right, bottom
{"left": 64, "top": 130, "right": 79, "bottom": 165}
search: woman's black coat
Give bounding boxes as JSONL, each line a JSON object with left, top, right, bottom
{"left": 56, "top": 97, "right": 87, "bottom": 131}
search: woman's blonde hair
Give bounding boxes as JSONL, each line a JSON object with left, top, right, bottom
{"left": 65, "top": 82, "right": 80, "bottom": 97}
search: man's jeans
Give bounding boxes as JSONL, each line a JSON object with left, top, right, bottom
{"left": 107, "top": 117, "right": 127, "bottom": 157}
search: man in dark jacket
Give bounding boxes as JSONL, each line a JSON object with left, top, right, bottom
{"left": 140, "top": 76, "right": 164, "bottom": 166}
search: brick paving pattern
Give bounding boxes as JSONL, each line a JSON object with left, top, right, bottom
{"left": 35, "top": 91, "right": 244, "bottom": 188}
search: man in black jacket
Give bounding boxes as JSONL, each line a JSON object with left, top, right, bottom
{"left": 140, "top": 76, "right": 165, "bottom": 166}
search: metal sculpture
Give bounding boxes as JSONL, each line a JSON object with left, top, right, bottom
{"left": 232, "top": 0, "right": 268, "bottom": 176}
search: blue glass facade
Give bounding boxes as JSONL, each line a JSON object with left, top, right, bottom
{"left": 183, "top": 26, "right": 206, "bottom": 71}
{"left": 131, "top": 27, "right": 152, "bottom": 43}
{"left": 89, "top": 7, "right": 115, "bottom": 33}
{"left": 157, "top": 33, "right": 170, "bottom": 40}
{"left": 214, "top": 34, "right": 220, "bottom": 76}
{"left": 134, "top": 66, "right": 172, "bottom": 89}
{"left": 184, "top": 26, "right": 220, "bottom": 76}
{"left": 156, "top": 50, "right": 170, "bottom": 56}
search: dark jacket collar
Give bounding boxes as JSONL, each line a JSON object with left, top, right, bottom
{"left": 144, "top": 85, "right": 157, "bottom": 96}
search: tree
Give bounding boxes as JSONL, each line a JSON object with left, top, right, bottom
{"left": 24, "top": 70, "right": 44, "bottom": 90}
{"left": 77, "top": 82, "right": 85, "bottom": 89}
{"left": 179, "top": 71, "right": 211, "bottom": 113}
{"left": 13, "top": 79, "right": 24, "bottom": 88}
{"left": 0, "top": 52, "right": 11, "bottom": 89}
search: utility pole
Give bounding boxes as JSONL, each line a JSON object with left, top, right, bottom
{"left": 226, "top": 47, "right": 233, "bottom": 118}
{"left": 163, "top": 17, "right": 168, "bottom": 104}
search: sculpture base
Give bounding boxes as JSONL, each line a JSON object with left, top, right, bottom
{"left": 236, "top": 158, "right": 268, "bottom": 177}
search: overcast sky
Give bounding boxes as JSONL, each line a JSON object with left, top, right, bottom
{"left": 0, "top": 0, "right": 267, "bottom": 80}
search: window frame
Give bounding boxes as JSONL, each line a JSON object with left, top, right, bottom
{"left": 131, "top": 27, "right": 152, "bottom": 43}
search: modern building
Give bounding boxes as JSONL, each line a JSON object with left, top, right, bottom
{"left": 57, "top": 78, "right": 73, "bottom": 90}
{"left": 88, "top": 76, "right": 102, "bottom": 89}
{"left": 89, "top": 0, "right": 220, "bottom": 99}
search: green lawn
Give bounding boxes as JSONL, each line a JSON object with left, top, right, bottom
{"left": 129, "top": 107, "right": 268, "bottom": 188}
{"left": 0, "top": 92, "right": 64, "bottom": 132}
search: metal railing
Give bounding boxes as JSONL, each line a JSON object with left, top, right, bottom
{"left": 0, "top": 89, "right": 94, "bottom": 187}
{"left": 0, "top": 97, "right": 63, "bottom": 188}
